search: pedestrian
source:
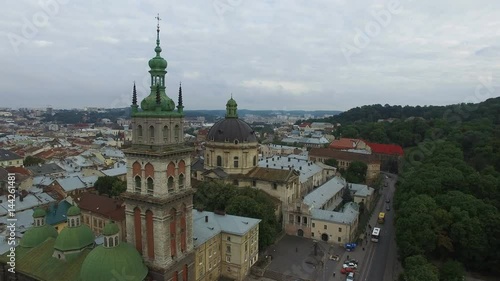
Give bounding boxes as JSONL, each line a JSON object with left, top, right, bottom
{"left": 347, "top": 255, "right": 349, "bottom": 260}
{"left": 333, "top": 272, "right": 336, "bottom": 277}
{"left": 295, "top": 247, "right": 298, "bottom": 252}
{"left": 362, "top": 247, "right": 365, "bottom": 251}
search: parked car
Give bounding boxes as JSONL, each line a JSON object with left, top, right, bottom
{"left": 340, "top": 267, "right": 355, "bottom": 274}
{"left": 386, "top": 205, "right": 391, "bottom": 211}
{"left": 386, "top": 198, "right": 390, "bottom": 203}
{"left": 346, "top": 272, "right": 355, "bottom": 281}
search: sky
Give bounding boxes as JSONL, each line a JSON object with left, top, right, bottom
{"left": 1, "top": 0, "right": 499, "bottom": 111}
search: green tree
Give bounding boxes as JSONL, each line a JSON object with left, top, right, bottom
{"left": 325, "top": 158, "right": 338, "bottom": 167}
{"left": 24, "top": 156, "right": 45, "bottom": 166}
{"left": 403, "top": 255, "right": 439, "bottom": 281}
{"left": 94, "top": 176, "right": 126, "bottom": 197}
{"left": 344, "top": 161, "right": 367, "bottom": 183}
{"left": 439, "top": 260, "right": 465, "bottom": 281}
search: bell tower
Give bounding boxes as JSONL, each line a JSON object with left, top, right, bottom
{"left": 122, "top": 14, "right": 194, "bottom": 281}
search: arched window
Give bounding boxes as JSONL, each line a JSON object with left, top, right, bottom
{"left": 234, "top": 156, "right": 239, "bottom": 168}
{"left": 163, "top": 126, "right": 169, "bottom": 143}
{"left": 168, "top": 177, "right": 174, "bottom": 192}
{"left": 135, "top": 176, "right": 141, "bottom": 193}
{"left": 206, "top": 154, "right": 210, "bottom": 166}
{"left": 253, "top": 155, "right": 257, "bottom": 166}
{"left": 137, "top": 125, "right": 143, "bottom": 138}
{"left": 147, "top": 178, "right": 154, "bottom": 194}
{"left": 217, "top": 156, "right": 222, "bottom": 167}
{"left": 178, "top": 174, "right": 185, "bottom": 189}
{"left": 149, "top": 126, "right": 155, "bottom": 142}
{"left": 104, "top": 237, "right": 108, "bottom": 247}
{"left": 108, "top": 237, "right": 114, "bottom": 247}
{"left": 114, "top": 236, "right": 119, "bottom": 246}
{"left": 76, "top": 217, "right": 80, "bottom": 226}
{"left": 174, "top": 125, "right": 180, "bottom": 141}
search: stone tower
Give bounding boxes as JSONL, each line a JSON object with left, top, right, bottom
{"left": 122, "top": 15, "right": 195, "bottom": 281}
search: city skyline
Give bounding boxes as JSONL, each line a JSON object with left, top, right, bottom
{"left": 1, "top": 0, "right": 499, "bottom": 111}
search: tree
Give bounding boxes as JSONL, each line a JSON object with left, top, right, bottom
{"left": 439, "top": 260, "right": 465, "bottom": 281}
{"left": 24, "top": 156, "right": 45, "bottom": 166}
{"left": 342, "top": 185, "right": 353, "bottom": 203}
{"left": 94, "top": 176, "right": 126, "bottom": 197}
{"left": 345, "top": 161, "right": 367, "bottom": 183}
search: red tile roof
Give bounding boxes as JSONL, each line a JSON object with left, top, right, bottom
{"left": 75, "top": 193, "right": 125, "bottom": 221}
{"left": 298, "top": 122, "right": 311, "bottom": 128}
{"left": 329, "top": 138, "right": 362, "bottom": 150}
{"left": 5, "top": 167, "right": 32, "bottom": 176}
{"left": 366, "top": 142, "right": 404, "bottom": 156}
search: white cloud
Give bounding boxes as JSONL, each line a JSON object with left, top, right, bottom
{"left": 0, "top": 0, "right": 499, "bottom": 110}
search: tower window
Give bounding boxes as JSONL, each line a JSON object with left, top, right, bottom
{"left": 149, "top": 126, "right": 155, "bottom": 142}
{"left": 253, "top": 156, "right": 257, "bottom": 166}
{"left": 217, "top": 156, "right": 222, "bottom": 167}
{"left": 178, "top": 174, "right": 185, "bottom": 189}
{"left": 137, "top": 125, "right": 143, "bottom": 138}
{"left": 174, "top": 125, "right": 180, "bottom": 141}
{"left": 147, "top": 178, "right": 154, "bottom": 194}
{"left": 233, "top": 156, "right": 239, "bottom": 168}
{"left": 163, "top": 126, "right": 169, "bottom": 143}
{"left": 135, "top": 176, "right": 141, "bottom": 193}
{"left": 168, "top": 177, "right": 174, "bottom": 192}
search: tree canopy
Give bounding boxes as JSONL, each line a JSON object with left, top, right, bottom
{"left": 94, "top": 176, "right": 127, "bottom": 197}
{"left": 194, "top": 180, "right": 281, "bottom": 250}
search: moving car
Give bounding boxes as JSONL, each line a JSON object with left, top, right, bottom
{"left": 386, "top": 205, "right": 391, "bottom": 211}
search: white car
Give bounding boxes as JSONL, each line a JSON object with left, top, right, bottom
{"left": 342, "top": 262, "right": 358, "bottom": 269}
{"left": 346, "top": 272, "right": 355, "bottom": 281}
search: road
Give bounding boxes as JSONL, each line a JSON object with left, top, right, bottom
{"left": 358, "top": 173, "right": 400, "bottom": 281}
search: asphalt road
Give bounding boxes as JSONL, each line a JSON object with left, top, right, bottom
{"left": 359, "top": 173, "right": 400, "bottom": 281}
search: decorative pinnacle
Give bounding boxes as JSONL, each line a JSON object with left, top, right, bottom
{"left": 155, "top": 13, "right": 161, "bottom": 46}
{"left": 132, "top": 81, "right": 137, "bottom": 105}
{"left": 178, "top": 82, "right": 183, "bottom": 108}
{"left": 156, "top": 84, "right": 161, "bottom": 105}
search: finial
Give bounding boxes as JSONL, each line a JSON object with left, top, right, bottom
{"left": 178, "top": 82, "right": 183, "bottom": 108}
{"left": 155, "top": 13, "right": 161, "bottom": 46}
{"left": 132, "top": 81, "right": 137, "bottom": 105}
{"left": 156, "top": 84, "right": 161, "bottom": 105}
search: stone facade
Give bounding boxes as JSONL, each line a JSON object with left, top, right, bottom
{"left": 204, "top": 142, "right": 259, "bottom": 175}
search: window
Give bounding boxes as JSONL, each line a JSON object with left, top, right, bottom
{"left": 178, "top": 174, "right": 185, "bottom": 189}
{"left": 338, "top": 227, "right": 342, "bottom": 232}
{"left": 227, "top": 236, "right": 231, "bottom": 241}
{"left": 253, "top": 156, "right": 257, "bottom": 166}
{"left": 233, "top": 156, "right": 239, "bottom": 168}
{"left": 252, "top": 180, "right": 256, "bottom": 187}
{"left": 147, "top": 178, "right": 154, "bottom": 194}
{"left": 163, "top": 126, "right": 169, "bottom": 142}
{"left": 273, "top": 183, "right": 277, "bottom": 190}
{"left": 311, "top": 232, "right": 314, "bottom": 237}
{"left": 168, "top": 177, "right": 174, "bottom": 192}
{"left": 297, "top": 216, "right": 301, "bottom": 223}
{"left": 324, "top": 225, "right": 327, "bottom": 230}
{"left": 135, "top": 176, "right": 141, "bottom": 193}
{"left": 338, "top": 237, "right": 341, "bottom": 242}
{"left": 174, "top": 125, "right": 180, "bottom": 141}
{"left": 149, "top": 125, "right": 155, "bottom": 141}
{"left": 217, "top": 156, "right": 222, "bottom": 167}
{"left": 303, "top": 217, "right": 307, "bottom": 224}
{"left": 226, "top": 245, "right": 231, "bottom": 253}
{"left": 226, "top": 256, "right": 231, "bottom": 263}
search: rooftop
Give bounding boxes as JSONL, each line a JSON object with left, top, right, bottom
{"left": 0, "top": 148, "right": 22, "bottom": 161}
{"left": 311, "top": 202, "right": 359, "bottom": 225}
{"left": 193, "top": 210, "right": 260, "bottom": 247}
{"left": 258, "top": 155, "right": 323, "bottom": 184}
{"left": 75, "top": 193, "right": 125, "bottom": 221}
{"left": 26, "top": 163, "right": 65, "bottom": 176}
{"left": 303, "top": 176, "right": 346, "bottom": 208}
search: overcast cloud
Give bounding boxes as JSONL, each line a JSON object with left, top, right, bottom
{"left": 1, "top": 0, "right": 499, "bottom": 111}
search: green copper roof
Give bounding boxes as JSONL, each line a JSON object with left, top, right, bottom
{"left": 54, "top": 224, "right": 94, "bottom": 251}
{"left": 79, "top": 242, "right": 148, "bottom": 281}
{"left": 19, "top": 224, "right": 58, "bottom": 248}
{"left": 102, "top": 222, "right": 120, "bottom": 236}
{"left": 3, "top": 238, "right": 91, "bottom": 281}
{"left": 33, "top": 208, "right": 47, "bottom": 218}
{"left": 67, "top": 205, "right": 81, "bottom": 216}
{"left": 225, "top": 96, "right": 238, "bottom": 118}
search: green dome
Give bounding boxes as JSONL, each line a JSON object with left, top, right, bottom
{"left": 102, "top": 222, "right": 120, "bottom": 236}
{"left": 54, "top": 224, "right": 94, "bottom": 251}
{"left": 140, "top": 93, "right": 175, "bottom": 112}
{"left": 67, "top": 206, "right": 81, "bottom": 216}
{"left": 148, "top": 55, "right": 167, "bottom": 70}
{"left": 226, "top": 97, "right": 237, "bottom": 106}
{"left": 80, "top": 242, "right": 148, "bottom": 281}
{"left": 20, "top": 224, "right": 58, "bottom": 248}
{"left": 33, "top": 208, "right": 47, "bottom": 218}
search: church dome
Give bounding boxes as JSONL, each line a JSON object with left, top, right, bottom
{"left": 54, "top": 224, "right": 94, "bottom": 251}
{"left": 207, "top": 96, "right": 257, "bottom": 143}
{"left": 148, "top": 53, "right": 167, "bottom": 70}
{"left": 207, "top": 119, "right": 257, "bottom": 143}
{"left": 67, "top": 205, "right": 81, "bottom": 216}
{"left": 79, "top": 242, "right": 148, "bottom": 281}
{"left": 20, "top": 211, "right": 58, "bottom": 249}
{"left": 102, "top": 222, "right": 120, "bottom": 236}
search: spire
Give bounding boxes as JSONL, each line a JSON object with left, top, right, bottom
{"left": 132, "top": 82, "right": 137, "bottom": 105}
{"left": 177, "top": 82, "right": 184, "bottom": 113}
{"left": 155, "top": 13, "right": 162, "bottom": 56}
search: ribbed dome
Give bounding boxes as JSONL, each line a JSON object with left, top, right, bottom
{"left": 67, "top": 206, "right": 81, "bottom": 216}
{"left": 207, "top": 119, "right": 257, "bottom": 143}
{"left": 54, "top": 224, "right": 94, "bottom": 251}
{"left": 19, "top": 225, "right": 58, "bottom": 248}
{"left": 80, "top": 243, "right": 148, "bottom": 281}
{"left": 33, "top": 208, "right": 46, "bottom": 218}
{"left": 102, "top": 222, "right": 120, "bottom": 236}
{"left": 148, "top": 55, "right": 167, "bottom": 70}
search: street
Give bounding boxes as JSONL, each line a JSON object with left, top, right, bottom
{"left": 358, "top": 173, "right": 400, "bottom": 281}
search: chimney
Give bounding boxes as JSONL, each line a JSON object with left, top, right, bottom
{"left": 205, "top": 216, "right": 208, "bottom": 223}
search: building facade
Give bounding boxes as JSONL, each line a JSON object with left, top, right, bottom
{"left": 121, "top": 20, "right": 195, "bottom": 281}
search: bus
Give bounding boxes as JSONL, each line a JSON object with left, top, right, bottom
{"left": 378, "top": 212, "right": 385, "bottom": 224}
{"left": 371, "top": 227, "right": 380, "bottom": 242}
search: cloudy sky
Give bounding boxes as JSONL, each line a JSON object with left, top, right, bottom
{"left": 1, "top": 0, "right": 499, "bottom": 111}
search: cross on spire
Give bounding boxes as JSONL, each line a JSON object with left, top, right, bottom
{"left": 155, "top": 13, "right": 161, "bottom": 30}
